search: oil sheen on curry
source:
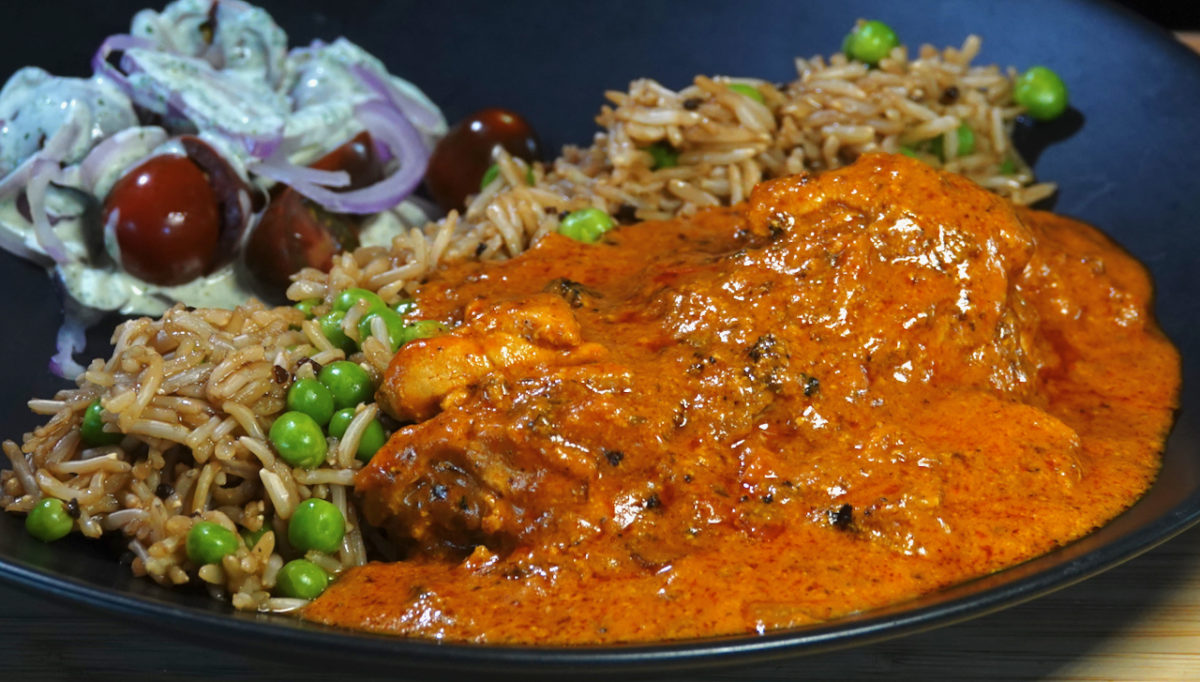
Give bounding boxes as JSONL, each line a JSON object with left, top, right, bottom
{"left": 306, "top": 154, "right": 1180, "bottom": 644}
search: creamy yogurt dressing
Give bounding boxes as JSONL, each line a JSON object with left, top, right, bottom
{"left": 0, "top": 0, "right": 446, "bottom": 317}
{"left": 51, "top": 202, "right": 433, "bottom": 315}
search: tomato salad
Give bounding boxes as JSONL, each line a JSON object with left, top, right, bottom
{"left": 0, "top": 0, "right": 447, "bottom": 377}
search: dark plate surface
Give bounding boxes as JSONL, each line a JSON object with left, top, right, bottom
{"left": 1, "top": 0, "right": 1199, "bottom": 676}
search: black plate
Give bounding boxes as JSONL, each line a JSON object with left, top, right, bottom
{"left": 1, "top": 0, "right": 1199, "bottom": 676}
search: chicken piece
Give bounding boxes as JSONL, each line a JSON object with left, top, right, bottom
{"left": 356, "top": 154, "right": 1164, "bottom": 570}
{"left": 376, "top": 293, "right": 605, "bottom": 422}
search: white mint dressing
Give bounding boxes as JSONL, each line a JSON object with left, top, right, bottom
{"left": 0, "top": 0, "right": 446, "bottom": 320}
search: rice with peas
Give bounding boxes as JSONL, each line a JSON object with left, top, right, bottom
{"left": 1, "top": 35, "right": 1054, "bottom": 611}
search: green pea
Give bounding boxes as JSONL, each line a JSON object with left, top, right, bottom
{"left": 898, "top": 145, "right": 921, "bottom": 159}
{"left": 327, "top": 408, "right": 387, "bottom": 462}
{"left": 645, "top": 141, "right": 678, "bottom": 170}
{"left": 355, "top": 419, "right": 387, "bottom": 463}
{"left": 1014, "top": 66, "right": 1069, "bottom": 121}
{"left": 288, "top": 498, "right": 345, "bottom": 554}
{"left": 726, "top": 83, "right": 765, "bottom": 105}
{"left": 294, "top": 299, "right": 319, "bottom": 320}
{"left": 327, "top": 408, "right": 357, "bottom": 439}
{"left": 287, "top": 378, "right": 335, "bottom": 426}
{"left": 268, "top": 411, "right": 327, "bottom": 468}
{"left": 400, "top": 320, "right": 447, "bottom": 346}
{"left": 186, "top": 521, "right": 238, "bottom": 565}
{"left": 393, "top": 298, "right": 417, "bottom": 316}
{"left": 999, "top": 157, "right": 1016, "bottom": 175}
{"left": 275, "top": 558, "right": 330, "bottom": 599}
{"left": 331, "top": 287, "right": 385, "bottom": 314}
{"left": 558, "top": 208, "right": 615, "bottom": 244}
{"left": 929, "top": 123, "right": 976, "bottom": 160}
{"left": 480, "top": 163, "right": 535, "bottom": 190}
{"left": 80, "top": 399, "right": 122, "bottom": 447}
{"left": 843, "top": 19, "right": 900, "bottom": 65}
{"left": 318, "top": 310, "right": 356, "bottom": 353}
{"left": 318, "top": 361, "right": 374, "bottom": 410}
{"left": 25, "top": 498, "right": 73, "bottom": 542}
{"left": 356, "top": 308, "right": 408, "bottom": 352}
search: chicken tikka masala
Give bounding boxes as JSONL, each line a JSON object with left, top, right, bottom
{"left": 306, "top": 154, "right": 1180, "bottom": 643}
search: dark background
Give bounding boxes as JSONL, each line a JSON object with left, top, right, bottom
{"left": 1119, "top": 1, "right": 1200, "bottom": 29}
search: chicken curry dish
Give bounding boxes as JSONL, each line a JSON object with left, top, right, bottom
{"left": 305, "top": 154, "right": 1180, "bottom": 643}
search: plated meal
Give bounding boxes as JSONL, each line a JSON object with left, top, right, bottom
{"left": 0, "top": 0, "right": 1182, "bottom": 647}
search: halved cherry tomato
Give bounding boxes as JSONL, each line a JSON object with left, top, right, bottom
{"left": 242, "top": 132, "right": 384, "bottom": 300}
{"left": 310, "top": 131, "right": 384, "bottom": 190}
{"left": 424, "top": 108, "right": 541, "bottom": 212}
{"left": 242, "top": 189, "right": 347, "bottom": 298}
{"left": 103, "top": 155, "right": 220, "bottom": 286}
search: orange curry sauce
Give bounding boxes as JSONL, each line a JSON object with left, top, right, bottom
{"left": 307, "top": 154, "right": 1180, "bottom": 643}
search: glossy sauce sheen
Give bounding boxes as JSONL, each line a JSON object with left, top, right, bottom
{"left": 307, "top": 155, "right": 1180, "bottom": 643}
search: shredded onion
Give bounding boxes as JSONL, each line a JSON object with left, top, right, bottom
{"left": 248, "top": 156, "right": 349, "bottom": 190}
{"left": 26, "top": 159, "right": 72, "bottom": 265}
{"left": 349, "top": 63, "right": 443, "bottom": 140}
{"left": 77, "top": 126, "right": 168, "bottom": 194}
{"left": 0, "top": 118, "right": 83, "bottom": 200}
{"left": 91, "top": 34, "right": 153, "bottom": 95}
{"left": 255, "top": 100, "right": 428, "bottom": 214}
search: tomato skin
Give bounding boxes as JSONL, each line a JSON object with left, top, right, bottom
{"left": 242, "top": 189, "right": 348, "bottom": 298}
{"left": 310, "top": 131, "right": 384, "bottom": 190}
{"left": 424, "top": 108, "right": 541, "bottom": 212}
{"left": 241, "top": 132, "right": 381, "bottom": 300}
{"left": 180, "top": 135, "right": 263, "bottom": 267}
{"left": 103, "top": 155, "right": 221, "bottom": 286}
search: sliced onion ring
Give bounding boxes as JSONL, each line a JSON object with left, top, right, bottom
{"left": 78, "top": 126, "right": 169, "bottom": 194}
{"left": 0, "top": 117, "right": 83, "bottom": 200}
{"left": 248, "top": 157, "right": 350, "bottom": 190}
{"left": 91, "top": 34, "right": 153, "bottom": 94}
{"left": 252, "top": 100, "right": 428, "bottom": 215}
{"left": 26, "top": 159, "right": 72, "bottom": 265}
{"left": 349, "top": 63, "right": 442, "bottom": 137}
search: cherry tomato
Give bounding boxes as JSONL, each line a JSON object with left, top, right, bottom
{"left": 310, "top": 131, "right": 384, "bottom": 190}
{"left": 242, "top": 189, "right": 357, "bottom": 300}
{"left": 242, "top": 134, "right": 382, "bottom": 300}
{"left": 424, "top": 108, "right": 541, "bottom": 212}
{"left": 103, "top": 155, "right": 220, "bottom": 286}
{"left": 181, "top": 135, "right": 264, "bottom": 266}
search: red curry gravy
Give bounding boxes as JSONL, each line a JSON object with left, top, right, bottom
{"left": 306, "top": 154, "right": 1180, "bottom": 644}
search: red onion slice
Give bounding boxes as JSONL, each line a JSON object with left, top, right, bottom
{"left": 248, "top": 157, "right": 350, "bottom": 190}
{"left": 349, "top": 63, "right": 442, "bottom": 138}
{"left": 0, "top": 157, "right": 35, "bottom": 202}
{"left": 77, "top": 126, "right": 168, "bottom": 193}
{"left": 0, "top": 117, "right": 83, "bottom": 200}
{"left": 254, "top": 100, "right": 428, "bottom": 214}
{"left": 91, "top": 34, "right": 154, "bottom": 94}
{"left": 26, "top": 159, "right": 72, "bottom": 265}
